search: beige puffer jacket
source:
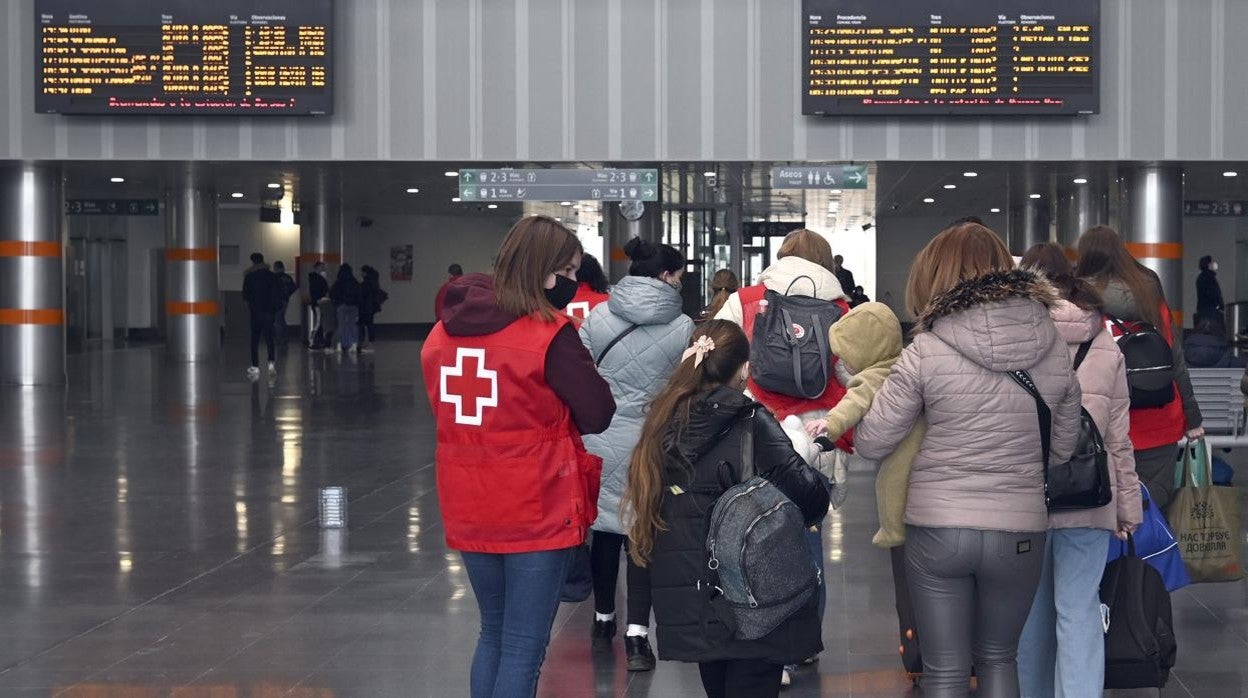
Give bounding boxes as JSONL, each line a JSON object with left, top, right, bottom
{"left": 1048, "top": 300, "right": 1143, "bottom": 531}
{"left": 856, "top": 270, "right": 1083, "bottom": 533}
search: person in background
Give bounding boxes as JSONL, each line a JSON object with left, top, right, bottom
{"left": 435, "top": 263, "right": 465, "bottom": 323}
{"left": 625, "top": 320, "right": 830, "bottom": 698}
{"left": 421, "top": 215, "right": 614, "bottom": 698}
{"left": 1196, "top": 255, "right": 1225, "bottom": 328}
{"left": 701, "top": 269, "right": 739, "bottom": 321}
{"left": 579, "top": 238, "right": 694, "bottom": 671}
{"left": 832, "top": 254, "right": 856, "bottom": 296}
{"left": 856, "top": 223, "right": 1082, "bottom": 698}
{"left": 242, "top": 252, "right": 280, "bottom": 379}
{"left": 1075, "top": 226, "right": 1202, "bottom": 510}
{"left": 272, "top": 261, "right": 296, "bottom": 344}
{"left": 1017, "top": 243, "right": 1143, "bottom": 698}
{"left": 308, "top": 261, "right": 331, "bottom": 349}
{"left": 568, "top": 253, "right": 611, "bottom": 323}
{"left": 358, "top": 265, "right": 388, "bottom": 353}
{"left": 1185, "top": 313, "right": 1246, "bottom": 368}
{"left": 715, "top": 229, "right": 850, "bottom": 687}
{"left": 330, "top": 264, "right": 363, "bottom": 355}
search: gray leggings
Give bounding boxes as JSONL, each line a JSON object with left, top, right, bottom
{"left": 906, "top": 526, "right": 1046, "bottom": 698}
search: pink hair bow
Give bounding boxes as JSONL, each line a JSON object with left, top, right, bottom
{"left": 681, "top": 335, "right": 717, "bottom": 367}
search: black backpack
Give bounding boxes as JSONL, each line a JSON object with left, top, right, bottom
{"left": 1101, "top": 535, "right": 1177, "bottom": 689}
{"left": 748, "top": 277, "right": 844, "bottom": 399}
{"left": 1109, "top": 316, "right": 1176, "bottom": 409}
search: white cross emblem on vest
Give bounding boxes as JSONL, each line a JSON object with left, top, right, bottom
{"left": 440, "top": 347, "right": 499, "bottom": 426}
{"left": 567, "top": 301, "right": 591, "bottom": 320}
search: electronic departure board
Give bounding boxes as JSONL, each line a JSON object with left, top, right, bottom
{"left": 802, "top": 0, "right": 1099, "bottom": 116}
{"left": 35, "top": 0, "right": 332, "bottom": 115}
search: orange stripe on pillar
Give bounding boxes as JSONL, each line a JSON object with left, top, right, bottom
{"left": 166, "top": 301, "right": 220, "bottom": 316}
{"left": 1125, "top": 242, "right": 1183, "bottom": 260}
{"left": 0, "top": 241, "right": 63, "bottom": 257}
{"left": 298, "top": 252, "right": 342, "bottom": 264}
{"left": 0, "top": 308, "right": 64, "bottom": 325}
{"left": 166, "top": 247, "right": 219, "bottom": 262}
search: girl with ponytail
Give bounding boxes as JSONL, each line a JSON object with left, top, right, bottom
{"left": 624, "top": 320, "right": 829, "bottom": 697}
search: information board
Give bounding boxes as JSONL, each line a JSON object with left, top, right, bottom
{"left": 771, "top": 165, "right": 868, "bottom": 189}
{"left": 36, "top": 0, "right": 332, "bottom": 115}
{"left": 802, "top": 0, "right": 1099, "bottom": 116}
{"left": 458, "top": 169, "right": 660, "bottom": 203}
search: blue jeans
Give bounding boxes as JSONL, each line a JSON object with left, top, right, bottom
{"left": 336, "top": 305, "right": 359, "bottom": 350}
{"left": 461, "top": 548, "right": 573, "bottom": 698}
{"left": 1017, "top": 528, "right": 1112, "bottom": 698}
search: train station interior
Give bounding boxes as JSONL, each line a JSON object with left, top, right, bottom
{"left": 4, "top": 0, "right": 1248, "bottom": 696}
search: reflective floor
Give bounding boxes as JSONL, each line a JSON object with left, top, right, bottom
{"left": 1, "top": 341, "right": 1246, "bottom": 697}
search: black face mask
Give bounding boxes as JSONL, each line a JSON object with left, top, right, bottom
{"left": 544, "top": 274, "right": 578, "bottom": 310}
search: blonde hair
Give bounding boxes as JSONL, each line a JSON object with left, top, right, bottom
{"left": 777, "top": 229, "right": 836, "bottom": 274}
{"left": 905, "top": 223, "right": 1015, "bottom": 317}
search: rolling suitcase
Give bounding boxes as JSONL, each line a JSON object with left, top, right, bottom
{"left": 891, "top": 545, "right": 924, "bottom": 684}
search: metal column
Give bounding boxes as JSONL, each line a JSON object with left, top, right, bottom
{"left": 165, "top": 171, "right": 220, "bottom": 362}
{"left": 299, "top": 199, "right": 343, "bottom": 273}
{"left": 0, "top": 163, "right": 65, "bottom": 385}
{"left": 1121, "top": 164, "right": 1184, "bottom": 310}
{"left": 1057, "top": 176, "right": 1109, "bottom": 251}
{"left": 1009, "top": 196, "right": 1050, "bottom": 256}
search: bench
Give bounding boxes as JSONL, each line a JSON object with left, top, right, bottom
{"left": 1187, "top": 368, "right": 1248, "bottom": 448}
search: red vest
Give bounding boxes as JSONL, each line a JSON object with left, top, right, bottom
{"left": 421, "top": 314, "right": 603, "bottom": 554}
{"left": 566, "top": 283, "right": 610, "bottom": 324}
{"left": 738, "top": 285, "right": 854, "bottom": 452}
{"left": 1109, "top": 302, "right": 1186, "bottom": 450}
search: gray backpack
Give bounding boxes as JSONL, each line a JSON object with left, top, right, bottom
{"left": 706, "top": 413, "right": 821, "bottom": 640}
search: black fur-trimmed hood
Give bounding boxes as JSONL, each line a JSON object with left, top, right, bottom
{"left": 914, "top": 268, "right": 1059, "bottom": 333}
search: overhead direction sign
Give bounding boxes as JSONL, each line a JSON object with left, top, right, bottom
{"left": 770, "top": 165, "right": 869, "bottom": 190}
{"left": 458, "top": 169, "right": 659, "bottom": 202}
{"left": 65, "top": 198, "right": 159, "bottom": 216}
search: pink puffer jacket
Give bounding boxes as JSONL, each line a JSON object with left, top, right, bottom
{"left": 1048, "top": 300, "right": 1143, "bottom": 531}
{"left": 857, "top": 270, "right": 1083, "bottom": 533}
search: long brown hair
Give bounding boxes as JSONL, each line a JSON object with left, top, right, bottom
{"left": 1020, "top": 242, "right": 1103, "bottom": 312}
{"left": 703, "top": 268, "right": 739, "bottom": 319}
{"left": 494, "top": 215, "right": 583, "bottom": 320}
{"left": 778, "top": 229, "right": 836, "bottom": 274}
{"left": 625, "top": 320, "right": 751, "bottom": 566}
{"left": 1073, "top": 225, "right": 1162, "bottom": 326}
{"left": 905, "top": 222, "right": 1014, "bottom": 318}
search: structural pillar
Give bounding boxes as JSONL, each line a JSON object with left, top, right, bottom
{"left": 1009, "top": 195, "right": 1049, "bottom": 256}
{"left": 0, "top": 163, "right": 65, "bottom": 385}
{"left": 165, "top": 171, "right": 220, "bottom": 362}
{"left": 1121, "top": 164, "right": 1184, "bottom": 313}
{"left": 602, "top": 201, "right": 663, "bottom": 284}
{"left": 1057, "top": 176, "right": 1109, "bottom": 251}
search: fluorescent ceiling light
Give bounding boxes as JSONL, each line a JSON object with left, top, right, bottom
{"left": 703, "top": 171, "right": 717, "bottom": 177}
{"left": 1029, "top": 193, "right": 1042, "bottom": 199}
{"left": 444, "top": 171, "right": 459, "bottom": 177}
{"left": 1225, "top": 171, "right": 1239, "bottom": 178}
{"left": 451, "top": 197, "right": 461, "bottom": 203}
{"left": 406, "top": 188, "right": 419, "bottom": 194}
{"left": 1073, "top": 178, "right": 1088, "bottom": 184}
{"left": 944, "top": 184, "right": 957, "bottom": 190}
{"left": 109, "top": 177, "right": 125, "bottom": 183}
{"left": 923, "top": 197, "right": 935, "bottom": 204}
{"left": 267, "top": 182, "right": 282, "bottom": 189}
{"left": 963, "top": 171, "right": 978, "bottom": 178}
{"left": 990, "top": 207, "right": 1001, "bottom": 213}
{"left": 231, "top": 192, "right": 244, "bottom": 198}
{"left": 487, "top": 204, "right": 499, "bottom": 209}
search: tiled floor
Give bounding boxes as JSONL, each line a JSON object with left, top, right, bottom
{"left": 0, "top": 342, "right": 1245, "bottom": 697}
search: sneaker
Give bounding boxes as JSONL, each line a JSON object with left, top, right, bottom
{"left": 347, "top": 345, "right": 358, "bottom": 355}
{"left": 360, "top": 345, "right": 376, "bottom": 354}
{"left": 267, "top": 361, "right": 277, "bottom": 374}
{"left": 591, "top": 619, "right": 616, "bottom": 642}
{"left": 625, "top": 636, "right": 656, "bottom": 672}
{"left": 247, "top": 365, "right": 260, "bottom": 377}
{"left": 781, "top": 665, "right": 794, "bottom": 688}
{"left": 801, "top": 654, "right": 819, "bottom": 666}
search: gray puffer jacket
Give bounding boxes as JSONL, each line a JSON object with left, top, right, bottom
{"left": 856, "top": 269, "right": 1083, "bottom": 533}
{"left": 580, "top": 276, "right": 695, "bottom": 534}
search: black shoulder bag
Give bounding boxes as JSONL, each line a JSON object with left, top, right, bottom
{"left": 595, "top": 324, "right": 641, "bottom": 366}
{"left": 1007, "top": 351, "right": 1113, "bottom": 511}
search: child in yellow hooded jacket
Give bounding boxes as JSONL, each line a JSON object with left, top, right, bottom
{"left": 806, "top": 302, "right": 926, "bottom": 548}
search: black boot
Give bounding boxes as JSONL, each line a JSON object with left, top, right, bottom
{"left": 625, "top": 635, "right": 657, "bottom": 672}
{"left": 591, "top": 619, "right": 617, "bottom": 642}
